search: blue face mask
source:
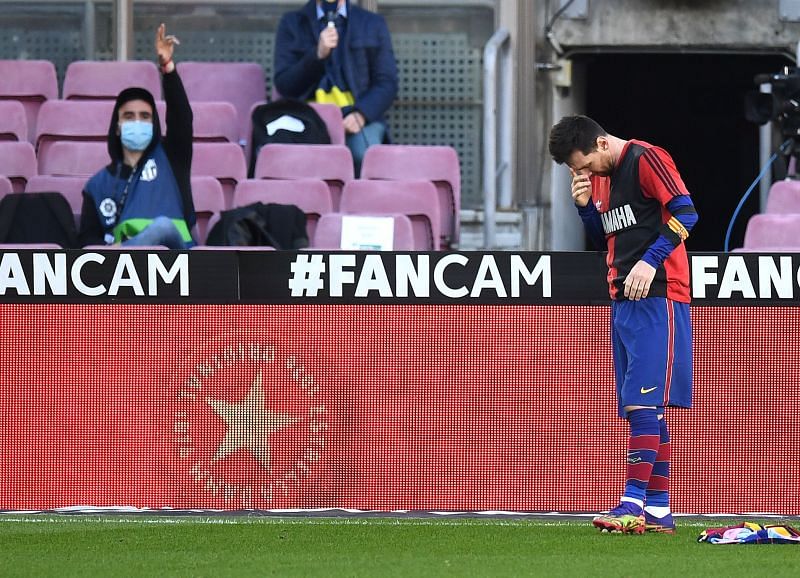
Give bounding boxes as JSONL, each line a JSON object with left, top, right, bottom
{"left": 120, "top": 120, "right": 153, "bottom": 151}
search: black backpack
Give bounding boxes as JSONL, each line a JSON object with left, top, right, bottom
{"left": 249, "top": 99, "right": 331, "bottom": 177}
{"left": 206, "top": 201, "right": 309, "bottom": 250}
{"left": 0, "top": 192, "right": 79, "bottom": 248}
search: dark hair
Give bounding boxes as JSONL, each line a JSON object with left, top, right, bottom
{"left": 548, "top": 115, "right": 607, "bottom": 164}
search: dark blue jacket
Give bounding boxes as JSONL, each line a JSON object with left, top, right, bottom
{"left": 273, "top": 0, "right": 398, "bottom": 125}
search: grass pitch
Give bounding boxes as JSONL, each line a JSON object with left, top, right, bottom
{"left": 0, "top": 515, "right": 798, "bottom": 577}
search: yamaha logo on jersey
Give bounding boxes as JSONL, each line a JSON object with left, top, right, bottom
{"left": 140, "top": 158, "right": 157, "bottom": 182}
{"left": 99, "top": 197, "right": 117, "bottom": 225}
{"left": 601, "top": 203, "right": 638, "bottom": 235}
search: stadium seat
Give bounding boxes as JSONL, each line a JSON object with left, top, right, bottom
{"left": 339, "top": 179, "right": 441, "bottom": 250}
{"left": 308, "top": 102, "right": 345, "bottom": 145}
{"left": 312, "top": 212, "right": 416, "bottom": 250}
{"left": 191, "top": 176, "right": 226, "bottom": 245}
{"left": 244, "top": 100, "right": 344, "bottom": 173}
{"left": 191, "top": 245, "right": 276, "bottom": 251}
{"left": 34, "top": 99, "right": 114, "bottom": 161}
{"left": 24, "top": 175, "right": 87, "bottom": 221}
{"left": 190, "top": 101, "right": 240, "bottom": 143}
{"left": 82, "top": 245, "right": 169, "bottom": 250}
{"left": 38, "top": 141, "right": 109, "bottom": 177}
{"left": 62, "top": 60, "right": 162, "bottom": 101}
{"left": 253, "top": 143, "right": 354, "bottom": 210}
{"left": 233, "top": 178, "right": 334, "bottom": 242}
{"left": 361, "top": 144, "right": 461, "bottom": 248}
{"left": 0, "top": 100, "right": 28, "bottom": 142}
{"left": 177, "top": 62, "right": 266, "bottom": 145}
{"left": 0, "top": 141, "right": 37, "bottom": 192}
{"left": 0, "top": 175, "right": 13, "bottom": 200}
{"left": 765, "top": 180, "right": 800, "bottom": 214}
{"left": 35, "top": 100, "right": 168, "bottom": 162}
{"left": 0, "top": 59, "right": 59, "bottom": 142}
{"left": 191, "top": 142, "right": 248, "bottom": 207}
{"left": 742, "top": 213, "right": 800, "bottom": 249}
{"left": 0, "top": 243, "right": 63, "bottom": 249}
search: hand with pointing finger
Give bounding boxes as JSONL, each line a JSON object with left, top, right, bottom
{"left": 156, "top": 23, "right": 180, "bottom": 72}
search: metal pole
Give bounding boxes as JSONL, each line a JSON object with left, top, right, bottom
{"left": 759, "top": 82, "right": 772, "bottom": 211}
{"left": 83, "top": 0, "right": 96, "bottom": 60}
{"left": 482, "top": 28, "right": 510, "bottom": 249}
{"left": 116, "top": 0, "right": 133, "bottom": 61}
{"left": 497, "top": 35, "right": 513, "bottom": 209}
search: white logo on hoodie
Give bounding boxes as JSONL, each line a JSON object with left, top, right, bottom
{"left": 140, "top": 158, "right": 158, "bottom": 182}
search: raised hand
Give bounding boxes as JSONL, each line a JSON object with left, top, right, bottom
{"left": 155, "top": 23, "right": 180, "bottom": 70}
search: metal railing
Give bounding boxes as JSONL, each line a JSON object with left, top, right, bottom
{"left": 482, "top": 27, "right": 512, "bottom": 249}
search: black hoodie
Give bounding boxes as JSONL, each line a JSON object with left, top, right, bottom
{"left": 78, "top": 69, "right": 196, "bottom": 246}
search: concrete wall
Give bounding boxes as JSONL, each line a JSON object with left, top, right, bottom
{"left": 550, "top": 0, "right": 800, "bottom": 55}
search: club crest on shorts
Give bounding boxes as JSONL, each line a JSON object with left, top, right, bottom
{"left": 175, "top": 340, "right": 328, "bottom": 508}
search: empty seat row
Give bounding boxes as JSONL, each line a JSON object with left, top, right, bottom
{"left": 217, "top": 178, "right": 440, "bottom": 250}
{"left": 188, "top": 177, "right": 438, "bottom": 250}
{"left": 0, "top": 59, "right": 348, "bottom": 148}
{"left": 0, "top": 141, "right": 461, "bottom": 246}
{"left": 1, "top": 97, "right": 342, "bottom": 149}
{"left": 0, "top": 174, "right": 429, "bottom": 250}
{"left": 739, "top": 179, "right": 800, "bottom": 250}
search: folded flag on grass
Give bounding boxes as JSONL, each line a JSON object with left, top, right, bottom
{"left": 699, "top": 522, "right": 800, "bottom": 544}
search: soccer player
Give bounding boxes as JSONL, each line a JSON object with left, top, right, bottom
{"left": 548, "top": 115, "right": 698, "bottom": 534}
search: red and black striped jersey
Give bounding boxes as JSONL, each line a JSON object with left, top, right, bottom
{"left": 590, "top": 140, "right": 691, "bottom": 302}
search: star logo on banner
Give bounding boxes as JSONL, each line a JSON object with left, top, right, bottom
{"left": 206, "top": 371, "right": 300, "bottom": 472}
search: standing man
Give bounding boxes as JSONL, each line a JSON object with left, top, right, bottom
{"left": 549, "top": 115, "right": 698, "bottom": 534}
{"left": 79, "top": 24, "right": 195, "bottom": 249}
{"left": 273, "top": 0, "right": 398, "bottom": 174}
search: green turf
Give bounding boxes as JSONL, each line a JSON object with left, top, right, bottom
{"left": 0, "top": 516, "right": 798, "bottom": 577}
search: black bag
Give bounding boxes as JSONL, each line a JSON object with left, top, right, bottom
{"left": 206, "top": 202, "right": 309, "bottom": 250}
{"left": 249, "top": 99, "right": 331, "bottom": 177}
{"left": 0, "top": 192, "right": 78, "bottom": 248}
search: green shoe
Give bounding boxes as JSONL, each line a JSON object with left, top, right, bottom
{"left": 592, "top": 503, "right": 646, "bottom": 534}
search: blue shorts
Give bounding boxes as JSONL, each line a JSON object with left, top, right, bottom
{"left": 611, "top": 297, "right": 692, "bottom": 418}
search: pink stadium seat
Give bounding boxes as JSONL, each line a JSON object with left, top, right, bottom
{"left": 312, "top": 212, "right": 416, "bottom": 250}
{"left": 243, "top": 101, "right": 344, "bottom": 173}
{"left": 0, "top": 100, "right": 28, "bottom": 142}
{"left": 308, "top": 102, "right": 345, "bottom": 145}
{"left": 0, "top": 175, "right": 13, "bottom": 200}
{"left": 0, "top": 59, "right": 58, "bottom": 142}
{"left": 765, "top": 180, "right": 800, "bottom": 214}
{"left": 339, "top": 179, "right": 441, "bottom": 250}
{"left": 742, "top": 213, "right": 800, "bottom": 249}
{"left": 191, "top": 245, "right": 276, "bottom": 251}
{"left": 0, "top": 141, "right": 37, "bottom": 192}
{"left": 191, "top": 101, "right": 239, "bottom": 143}
{"left": 35, "top": 99, "right": 113, "bottom": 160}
{"left": 25, "top": 175, "right": 87, "bottom": 218}
{"left": 38, "top": 140, "right": 109, "bottom": 177}
{"left": 253, "top": 143, "right": 354, "bottom": 209}
{"left": 233, "top": 178, "right": 334, "bottom": 242}
{"left": 191, "top": 142, "right": 248, "bottom": 207}
{"left": 0, "top": 243, "right": 63, "bottom": 250}
{"left": 62, "top": 60, "right": 162, "bottom": 101}
{"left": 191, "top": 176, "right": 226, "bottom": 244}
{"left": 82, "top": 244, "right": 169, "bottom": 250}
{"left": 36, "top": 100, "right": 167, "bottom": 158}
{"left": 361, "top": 144, "right": 461, "bottom": 248}
{"left": 177, "top": 62, "right": 266, "bottom": 145}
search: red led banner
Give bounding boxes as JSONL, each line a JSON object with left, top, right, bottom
{"left": 1, "top": 304, "right": 798, "bottom": 514}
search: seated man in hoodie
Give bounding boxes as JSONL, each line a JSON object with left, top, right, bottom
{"left": 79, "top": 23, "right": 196, "bottom": 249}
